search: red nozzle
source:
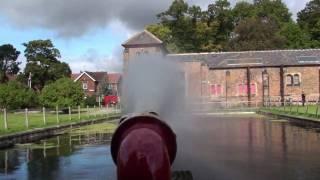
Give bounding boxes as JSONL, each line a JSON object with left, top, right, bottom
{"left": 111, "top": 113, "right": 177, "bottom": 180}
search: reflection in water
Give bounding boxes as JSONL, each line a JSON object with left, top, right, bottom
{"left": 173, "top": 115, "right": 320, "bottom": 180}
{"left": 0, "top": 117, "right": 320, "bottom": 179}
{"left": 0, "top": 123, "right": 116, "bottom": 180}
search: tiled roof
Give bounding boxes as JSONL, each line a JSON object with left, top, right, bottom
{"left": 168, "top": 49, "right": 320, "bottom": 68}
{"left": 108, "top": 73, "right": 121, "bottom": 84}
{"left": 86, "top": 71, "right": 108, "bottom": 82}
{"left": 122, "top": 30, "right": 163, "bottom": 46}
{"left": 72, "top": 71, "right": 108, "bottom": 82}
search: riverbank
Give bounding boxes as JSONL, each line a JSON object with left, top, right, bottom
{"left": 258, "top": 109, "right": 320, "bottom": 125}
{"left": 0, "top": 114, "right": 120, "bottom": 149}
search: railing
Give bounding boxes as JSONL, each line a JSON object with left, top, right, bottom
{"left": 0, "top": 104, "right": 121, "bottom": 134}
{"left": 190, "top": 100, "right": 261, "bottom": 113}
{"left": 261, "top": 100, "right": 320, "bottom": 119}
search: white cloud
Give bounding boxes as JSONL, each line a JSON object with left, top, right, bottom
{"left": 69, "top": 48, "right": 123, "bottom": 73}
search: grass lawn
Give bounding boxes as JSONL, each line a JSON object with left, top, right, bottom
{"left": 261, "top": 105, "right": 320, "bottom": 118}
{"left": 0, "top": 107, "right": 120, "bottom": 136}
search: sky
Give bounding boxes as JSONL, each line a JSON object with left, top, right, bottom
{"left": 0, "top": 0, "right": 311, "bottom": 73}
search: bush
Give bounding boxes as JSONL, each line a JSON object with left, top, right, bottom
{"left": 84, "top": 96, "right": 98, "bottom": 107}
{"left": 0, "top": 81, "right": 38, "bottom": 109}
{"left": 40, "top": 78, "right": 84, "bottom": 108}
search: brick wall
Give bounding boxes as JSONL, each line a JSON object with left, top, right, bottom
{"left": 77, "top": 75, "right": 97, "bottom": 97}
{"left": 207, "top": 66, "right": 320, "bottom": 104}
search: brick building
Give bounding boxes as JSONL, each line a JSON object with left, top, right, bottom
{"left": 72, "top": 71, "right": 121, "bottom": 98}
{"left": 123, "top": 30, "right": 320, "bottom": 106}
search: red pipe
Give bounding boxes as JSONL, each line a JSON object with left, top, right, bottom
{"left": 111, "top": 113, "right": 177, "bottom": 180}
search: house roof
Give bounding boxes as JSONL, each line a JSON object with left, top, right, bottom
{"left": 108, "top": 73, "right": 121, "bottom": 84}
{"left": 72, "top": 71, "right": 108, "bottom": 82}
{"left": 167, "top": 49, "right": 320, "bottom": 68}
{"left": 86, "top": 72, "right": 108, "bottom": 82}
{"left": 122, "top": 30, "right": 163, "bottom": 47}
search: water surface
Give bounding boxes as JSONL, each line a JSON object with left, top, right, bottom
{"left": 1, "top": 116, "right": 320, "bottom": 180}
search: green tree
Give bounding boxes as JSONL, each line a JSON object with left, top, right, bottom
{"left": 21, "top": 40, "right": 71, "bottom": 91}
{"left": 280, "top": 22, "right": 312, "bottom": 49}
{"left": 40, "top": 78, "right": 84, "bottom": 108}
{"left": 206, "top": 0, "right": 234, "bottom": 48}
{"left": 0, "top": 44, "right": 21, "bottom": 83}
{"left": 254, "top": 0, "right": 292, "bottom": 25}
{"left": 232, "top": 1, "right": 255, "bottom": 25}
{"left": 297, "top": 0, "right": 320, "bottom": 47}
{"left": 0, "top": 81, "right": 38, "bottom": 109}
{"left": 228, "top": 17, "right": 286, "bottom": 51}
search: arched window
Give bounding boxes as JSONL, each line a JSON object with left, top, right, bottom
{"left": 286, "top": 74, "right": 293, "bottom": 86}
{"left": 293, "top": 74, "right": 300, "bottom": 86}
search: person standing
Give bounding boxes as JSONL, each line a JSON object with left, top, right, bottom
{"left": 301, "top": 91, "right": 306, "bottom": 107}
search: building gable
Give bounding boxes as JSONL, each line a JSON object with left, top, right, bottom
{"left": 122, "top": 30, "right": 163, "bottom": 47}
{"left": 73, "top": 72, "right": 96, "bottom": 82}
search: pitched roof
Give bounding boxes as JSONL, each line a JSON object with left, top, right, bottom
{"left": 122, "top": 30, "right": 163, "bottom": 47}
{"left": 73, "top": 71, "right": 108, "bottom": 82}
{"left": 108, "top": 73, "right": 121, "bottom": 84}
{"left": 86, "top": 71, "right": 108, "bottom": 82}
{"left": 168, "top": 49, "right": 320, "bottom": 68}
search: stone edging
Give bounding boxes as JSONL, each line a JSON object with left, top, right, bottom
{"left": 0, "top": 116, "right": 120, "bottom": 149}
{"left": 257, "top": 110, "right": 320, "bottom": 124}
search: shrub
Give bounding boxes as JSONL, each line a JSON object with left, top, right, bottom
{"left": 0, "top": 81, "right": 38, "bottom": 109}
{"left": 40, "top": 78, "right": 84, "bottom": 108}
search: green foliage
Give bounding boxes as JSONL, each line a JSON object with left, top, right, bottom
{"left": 21, "top": 40, "right": 71, "bottom": 91}
{"left": 0, "top": 81, "right": 38, "bottom": 109}
{"left": 228, "top": 17, "right": 286, "bottom": 51}
{"left": 151, "top": 0, "right": 313, "bottom": 52}
{"left": 298, "top": 0, "right": 320, "bottom": 42}
{"left": 0, "top": 44, "right": 21, "bottom": 83}
{"left": 40, "top": 78, "right": 84, "bottom": 108}
{"left": 280, "top": 22, "right": 312, "bottom": 49}
{"left": 84, "top": 96, "right": 98, "bottom": 107}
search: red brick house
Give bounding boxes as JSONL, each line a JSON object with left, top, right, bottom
{"left": 72, "top": 71, "right": 121, "bottom": 98}
{"left": 107, "top": 73, "right": 121, "bottom": 96}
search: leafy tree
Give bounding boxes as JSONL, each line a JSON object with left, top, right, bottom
{"left": 228, "top": 17, "right": 286, "bottom": 51}
{"left": 0, "top": 81, "right": 38, "bottom": 109}
{"left": 280, "top": 22, "right": 312, "bottom": 49}
{"left": 298, "top": 0, "right": 320, "bottom": 47}
{"left": 206, "top": 0, "right": 234, "bottom": 47}
{"left": 254, "top": 0, "right": 292, "bottom": 25}
{"left": 146, "top": 24, "right": 179, "bottom": 53}
{"left": 21, "top": 40, "right": 71, "bottom": 91}
{"left": 232, "top": 1, "right": 255, "bottom": 25}
{"left": 0, "top": 44, "right": 21, "bottom": 83}
{"left": 40, "top": 78, "right": 84, "bottom": 108}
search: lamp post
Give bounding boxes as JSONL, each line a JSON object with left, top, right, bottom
{"left": 262, "top": 69, "right": 269, "bottom": 107}
{"left": 225, "top": 71, "right": 230, "bottom": 108}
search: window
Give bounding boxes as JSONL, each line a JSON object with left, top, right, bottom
{"left": 82, "top": 82, "right": 88, "bottom": 90}
{"left": 293, "top": 74, "right": 300, "bottom": 86}
{"left": 286, "top": 74, "right": 293, "bottom": 86}
{"left": 210, "top": 84, "right": 223, "bottom": 96}
{"left": 237, "top": 83, "right": 257, "bottom": 96}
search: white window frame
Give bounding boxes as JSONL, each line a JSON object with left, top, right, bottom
{"left": 83, "top": 82, "right": 88, "bottom": 90}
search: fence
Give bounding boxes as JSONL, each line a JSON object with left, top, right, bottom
{"left": 262, "top": 100, "right": 320, "bottom": 118}
{"left": 190, "top": 100, "right": 260, "bottom": 113}
{"left": 0, "top": 104, "right": 121, "bottom": 134}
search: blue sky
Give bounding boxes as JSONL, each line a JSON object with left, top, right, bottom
{"left": 0, "top": 0, "right": 310, "bottom": 73}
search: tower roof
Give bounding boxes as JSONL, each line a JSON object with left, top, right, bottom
{"left": 122, "top": 30, "right": 163, "bottom": 47}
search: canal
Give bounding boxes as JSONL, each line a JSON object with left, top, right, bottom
{"left": 1, "top": 115, "right": 320, "bottom": 180}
